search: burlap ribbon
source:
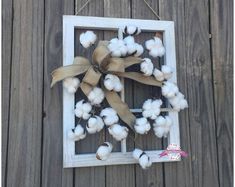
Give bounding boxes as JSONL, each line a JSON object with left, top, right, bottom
{"left": 51, "top": 41, "right": 162, "bottom": 131}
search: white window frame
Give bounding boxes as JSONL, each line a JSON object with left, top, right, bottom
{"left": 63, "top": 15, "right": 180, "bottom": 168}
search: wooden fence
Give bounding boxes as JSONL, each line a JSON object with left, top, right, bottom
{"left": 2, "top": 0, "right": 233, "bottom": 186}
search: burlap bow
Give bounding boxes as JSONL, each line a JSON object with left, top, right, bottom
{"left": 51, "top": 41, "right": 162, "bottom": 131}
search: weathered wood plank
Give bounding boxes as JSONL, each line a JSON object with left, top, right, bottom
{"left": 74, "top": 0, "right": 105, "bottom": 186}
{"left": 6, "top": 0, "right": 44, "bottom": 186}
{"left": 42, "top": 0, "right": 74, "bottom": 186}
{"left": 103, "top": 1, "right": 135, "bottom": 186}
{"left": 210, "top": 0, "right": 233, "bottom": 186}
{"left": 174, "top": 0, "right": 219, "bottom": 186}
{"left": 158, "top": 1, "right": 194, "bottom": 186}
{"left": 2, "top": 0, "right": 13, "bottom": 186}
{"left": 132, "top": 1, "right": 164, "bottom": 187}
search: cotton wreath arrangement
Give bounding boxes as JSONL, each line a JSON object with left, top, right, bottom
{"left": 51, "top": 24, "right": 188, "bottom": 169}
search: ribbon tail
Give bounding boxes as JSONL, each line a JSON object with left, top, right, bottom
{"left": 113, "top": 72, "right": 163, "bottom": 87}
{"left": 104, "top": 89, "right": 136, "bottom": 131}
{"left": 51, "top": 57, "right": 91, "bottom": 87}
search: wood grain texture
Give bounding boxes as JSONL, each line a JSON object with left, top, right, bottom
{"left": 132, "top": 1, "right": 164, "bottom": 187}
{"left": 6, "top": 0, "right": 44, "bottom": 186}
{"left": 183, "top": 0, "right": 220, "bottom": 186}
{"left": 2, "top": 0, "right": 13, "bottom": 186}
{"left": 103, "top": 1, "right": 135, "bottom": 186}
{"left": 159, "top": 1, "right": 194, "bottom": 186}
{"left": 42, "top": 0, "right": 74, "bottom": 187}
{"left": 210, "top": 0, "right": 233, "bottom": 186}
{"left": 74, "top": 1, "right": 105, "bottom": 187}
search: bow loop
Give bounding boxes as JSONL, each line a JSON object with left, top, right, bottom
{"left": 92, "top": 41, "right": 111, "bottom": 72}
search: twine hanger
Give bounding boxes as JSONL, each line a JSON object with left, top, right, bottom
{"left": 75, "top": 0, "right": 161, "bottom": 20}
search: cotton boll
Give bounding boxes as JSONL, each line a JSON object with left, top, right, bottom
{"left": 132, "top": 149, "right": 152, "bottom": 169}
{"left": 104, "top": 74, "right": 123, "bottom": 92}
{"left": 80, "top": 31, "right": 97, "bottom": 48}
{"left": 67, "top": 124, "right": 86, "bottom": 141}
{"left": 123, "top": 25, "right": 141, "bottom": 35}
{"left": 142, "top": 99, "right": 162, "bottom": 120}
{"left": 169, "top": 92, "right": 188, "bottom": 111}
{"left": 108, "top": 38, "right": 127, "bottom": 57}
{"left": 63, "top": 77, "right": 80, "bottom": 94}
{"left": 87, "top": 116, "right": 104, "bottom": 134}
{"left": 140, "top": 58, "right": 154, "bottom": 76}
{"left": 127, "top": 25, "right": 137, "bottom": 35}
{"left": 67, "top": 129, "right": 79, "bottom": 141}
{"left": 108, "top": 124, "right": 129, "bottom": 141}
{"left": 145, "top": 37, "right": 165, "bottom": 58}
{"left": 96, "top": 142, "right": 113, "bottom": 160}
{"left": 88, "top": 87, "right": 105, "bottom": 105}
{"left": 134, "top": 44, "right": 144, "bottom": 57}
{"left": 100, "top": 108, "right": 119, "bottom": 126}
{"left": 161, "top": 65, "right": 173, "bottom": 80}
{"left": 153, "top": 68, "right": 164, "bottom": 81}
{"left": 139, "top": 154, "right": 152, "bottom": 169}
{"left": 75, "top": 100, "right": 92, "bottom": 120}
{"left": 87, "top": 117, "right": 99, "bottom": 134}
{"left": 134, "top": 118, "right": 151, "bottom": 134}
{"left": 145, "top": 39, "right": 155, "bottom": 50}
{"left": 75, "top": 124, "right": 86, "bottom": 137}
{"left": 161, "top": 81, "right": 179, "bottom": 98}
{"left": 153, "top": 115, "right": 172, "bottom": 138}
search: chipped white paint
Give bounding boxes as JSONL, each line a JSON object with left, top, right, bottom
{"left": 63, "top": 15, "right": 180, "bottom": 168}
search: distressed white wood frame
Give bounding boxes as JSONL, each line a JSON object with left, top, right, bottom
{"left": 63, "top": 15, "right": 180, "bottom": 168}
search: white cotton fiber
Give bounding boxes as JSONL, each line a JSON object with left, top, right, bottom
{"left": 67, "top": 129, "right": 78, "bottom": 141}
{"left": 104, "top": 74, "right": 123, "bottom": 92}
{"left": 161, "top": 65, "right": 173, "bottom": 80}
{"left": 80, "top": 31, "right": 97, "bottom": 48}
{"left": 161, "top": 81, "right": 179, "bottom": 98}
{"left": 153, "top": 68, "right": 164, "bottom": 81}
{"left": 67, "top": 124, "right": 86, "bottom": 141}
{"left": 100, "top": 108, "right": 119, "bottom": 126}
{"left": 132, "top": 148, "right": 152, "bottom": 169}
{"left": 75, "top": 100, "right": 92, "bottom": 120}
{"left": 108, "top": 38, "right": 127, "bottom": 57}
{"left": 145, "top": 37, "right": 165, "bottom": 58}
{"left": 140, "top": 58, "right": 154, "bottom": 76}
{"left": 142, "top": 99, "right": 162, "bottom": 120}
{"left": 87, "top": 116, "right": 104, "bottom": 134}
{"left": 124, "top": 36, "right": 135, "bottom": 44}
{"left": 134, "top": 44, "right": 144, "bottom": 57}
{"left": 153, "top": 115, "right": 172, "bottom": 138}
{"left": 88, "top": 87, "right": 105, "bottom": 105}
{"left": 132, "top": 148, "right": 143, "bottom": 160}
{"left": 123, "top": 25, "right": 141, "bottom": 35}
{"left": 123, "top": 36, "right": 143, "bottom": 56}
{"left": 168, "top": 92, "right": 188, "bottom": 111}
{"left": 63, "top": 77, "right": 80, "bottom": 94}
{"left": 96, "top": 142, "right": 113, "bottom": 160}
{"left": 134, "top": 118, "right": 151, "bottom": 134}
{"left": 108, "top": 124, "right": 129, "bottom": 141}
